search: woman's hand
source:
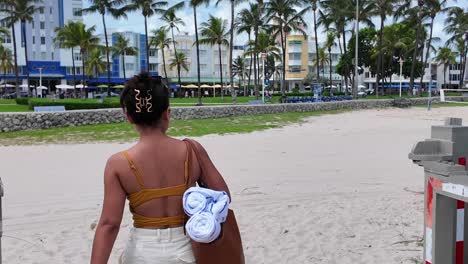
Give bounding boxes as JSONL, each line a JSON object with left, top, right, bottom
{"left": 90, "top": 155, "right": 126, "bottom": 264}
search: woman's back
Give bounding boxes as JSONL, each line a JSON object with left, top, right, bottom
{"left": 117, "top": 137, "right": 198, "bottom": 222}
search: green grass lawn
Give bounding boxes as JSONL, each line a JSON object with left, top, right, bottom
{"left": 0, "top": 104, "right": 30, "bottom": 112}
{"left": 0, "top": 99, "right": 15, "bottom": 104}
{"left": 0, "top": 110, "right": 349, "bottom": 146}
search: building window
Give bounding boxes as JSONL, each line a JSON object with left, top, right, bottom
{"left": 50, "top": 7, "right": 53, "bottom": 14}
{"left": 73, "top": 8, "right": 82, "bottom": 17}
{"left": 32, "top": 36, "right": 35, "bottom": 44}
{"left": 200, "top": 50, "right": 207, "bottom": 56}
{"left": 74, "top": 53, "right": 81, "bottom": 61}
{"left": 148, "top": 49, "right": 157, "bottom": 57}
{"left": 51, "top": 52, "right": 54, "bottom": 60}
{"left": 32, "top": 22, "right": 34, "bottom": 29}
{"left": 40, "top": 37, "right": 45, "bottom": 45}
{"left": 289, "top": 66, "right": 301, "bottom": 73}
{"left": 40, "top": 22, "right": 45, "bottom": 29}
{"left": 365, "top": 72, "right": 370, "bottom": 78}
{"left": 32, "top": 51, "right": 36, "bottom": 60}
{"left": 289, "top": 53, "right": 301, "bottom": 61}
{"left": 41, "top": 52, "right": 46, "bottom": 60}
{"left": 200, "top": 64, "right": 207, "bottom": 71}
{"left": 148, "top": 63, "right": 158, "bottom": 72}
{"left": 39, "top": 7, "right": 44, "bottom": 14}
{"left": 125, "top": 63, "right": 134, "bottom": 71}
{"left": 450, "top": 74, "right": 460, "bottom": 81}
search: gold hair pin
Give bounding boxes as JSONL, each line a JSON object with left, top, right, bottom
{"left": 135, "top": 89, "right": 153, "bottom": 113}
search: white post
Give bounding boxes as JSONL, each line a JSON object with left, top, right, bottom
{"left": 354, "top": 0, "right": 359, "bottom": 98}
{"left": 262, "top": 53, "right": 266, "bottom": 103}
{"left": 38, "top": 67, "right": 43, "bottom": 87}
{"left": 399, "top": 58, "right": 404, "bottom": 98}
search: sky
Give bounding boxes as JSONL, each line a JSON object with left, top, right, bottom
{"left": 83, "top": 0, "right": 463, "bottom": 48}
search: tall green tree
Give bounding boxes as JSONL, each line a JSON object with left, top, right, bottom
{"left": 198, "top": 15, "right": 229, "bottom": 98}
{"left": 81, "top": 0, "right": 128, "bottom": 96}
{"left": 1, "top": 0, "right": 42, "bottom": 96}
{"left": 169, "top": 51, "right": 189, "bottom": 78}
{"left": 0, "top": 1, "right": 20, "bottom": 96}
{"left": 0, "top": 45, "right": 13, "bottom": 90}
{"left": 112, "top": 33, "right": 138, "bottom": 80}
{"left": 232, "top": 55, "right": 246, "bottom": 95}
{"left": 162, "top": 4, "right": 185, "bottom": 90}
{"left": 445, "top": 7, "right": 468, "bottom": 89}
{"left": 418, "top": 0, "right": 449, "bottom": 91}
{"left": 237, "top": 2, "right": 264, "bottom": 99}
{"left": 313, "top": 46, "right": 329, "bottom": 82}
{"left": 323, "top": 32, "right": 336, "bottom": 88}
{"left": 190, "top": 0, "right": 211, "bottom": 105}
{"left": 236, "top": 5, "right": 255, "bottom": 92}
{"left": 54, "top": 21, "right": 82, "bottom": 90}
{"left": 77, "top": 23, "right": 100, "bottom": 96}
{"left": 86, "top": 47, "right": 107, "bottom": 77}
{"left": 214, "top": 0, "right": 246, "bottom": 103}
{"left": 126, "top": 0, "right": 169, "bottom": 69}
{"left": 434, "top": 47, "right": 457, "bottom": 89}
{"left": 150, "top": 28, "right": 171, "bottom": 80}
{"left": 266, "top": 0, "right": 309, "bottom": 102}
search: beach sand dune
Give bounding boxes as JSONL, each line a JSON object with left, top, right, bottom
{"left": 2, "top": 107, "right": 467, "bottom": 263}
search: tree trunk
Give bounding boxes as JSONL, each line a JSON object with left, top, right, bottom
{"left": 21, "top": 21, "right": 30, "bottom": 96}
{"left": 247, "top": 34, "right": 252, "bottom": 91}
{"left": 122, "top": 53, "right": 126, "bottom": 80}
{"left": 409, "top": 6, "right": 423, "bottom": 95}
{"left": 229, "top": 0, "right": 236, "bottom": 103}
{"left": 420, "top": 16, "right": 434, "bottom": 94}
{"left": 376, "top": 14, "right": 384, "bottom": 98}
{"left": 280, "top": 25, "right": 286, "bottom": 102}
{"left": 313, "top": 8, "right": 320, "bottom": 83}
{"left": 82, "top": 50, "right": 86, "bottom": 98}
{"left": 161, "top": 47, "right": 168, "bottom": 80}
{"left": 329, "top": 47, "right": 332, "bottom": 95}
{"left": 72, "top": 47, "right": 77, "bottom": 90}
{"left": 460, "top": 37, "right": 467, "bottom": 89}
{"left": 342, "top": 28, "right": 348, "bottom": 96}
{"left": 194, "top": 6, "right": 202, "bottom": 105}
{"left": 11, "top": 20, "right": 20, "bottom": 97}
{"left": 144, "top": 16, "right": 149, "bottom": 71}
{"left": 443, "top": 65, "right": 447, "bottom": 89}
{"left": 218, "top": 44, "right": 223, "bottom": 101}
{"left": 171, "top": 27, "right": 182, "bottom": 90}
{"left": 102, "top": 14, "right": 111, "bottom": 96}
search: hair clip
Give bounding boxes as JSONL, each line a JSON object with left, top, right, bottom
{"left": 135, "top": 89, "right": 153, "bottom": 113}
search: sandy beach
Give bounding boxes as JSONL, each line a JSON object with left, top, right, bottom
{"left": 2, "top": 106, "right": 467, "bottom": 263}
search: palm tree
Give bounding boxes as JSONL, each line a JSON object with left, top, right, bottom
{"left": 1, "top": 0, "right": 42, "bottom": 96}
{"left": 112, "top": 33, "right": 138, "bottom": 80}
{"left": 198, "top": 15, "right": 230, "bottom": 99}
{"left": 0, "top": 45, "right": 13, "bottom": 90}
{"left": 54, "top": 21, "right": 82, "bottom": 90}
{"left": 445, "top": 7, "right": 468, "bottom": 89}
{"left": 313, "top": 47, "right": 328, "bottom": 82}
{"left": 169, "top": 52, "right": 189, "bottom": 77}
{"left": 150, "top": 28, "right": 171, "bottom": 80}
{"left": 215, "top": 0, "right": 247, "bottom": 103}
{"left": 81, "top": 0, "right": 128, "bottom": 96}
{"left": 232, "top": 56, "right": 246, "bottom": 95}
{"left": 266, "top": 0, "right": 309, "bottom": 101}
{"left": 236, "top": 6, "right": 255, "bottom": 92}
{"left": 190, "top": 0, "right": 211, "bottom": 105}
{"left": 126, "top": 0, "right": 169, "bottom": 69}
{"left": 237, "top": 2, "right": 264, "bottom": 99}
{"left": 0, "top": 1, "right": 20, "bottom": 96}
{"left": 76, "top": 23, "right": 100, "bottom": 96}
{"left": 162, "top": 6, "right": 185, "bottom": 90}
{"left": 434, "top": 47, "right": 456, "bottom": 89}
{"left": 86, "top": 47, "right": 107, "bottom": 78}
{"left": 323, "top": 32, "right": 336, "bottom": 88}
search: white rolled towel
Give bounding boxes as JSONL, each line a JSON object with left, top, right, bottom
{"left": 183, "top": 187, "right": 230, "bottom": 223}
{"left": 185, "top": 211, "right": 221, "bottom": 243}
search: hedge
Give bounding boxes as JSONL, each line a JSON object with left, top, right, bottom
{"left": 28, "top": 98, "right": 120, "bottom": 110}
{"left": 16, "top": 98, "right": 29, "bottom": 105}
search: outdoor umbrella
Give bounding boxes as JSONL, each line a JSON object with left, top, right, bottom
{"left": 0, "top": 83, "right": 14, "bottom": 88}
{"left": 200, "top": 84, "right": 212, "bottom": 88}
{"left": 75, "top": 84, "right": 88, "bottom": 89}
{"left": 36, "top": 86, "right": 48, "bottom": 90}
{"left": 55, "top": 84, "right": 74, "bottom": 89}
{"left": 19, "top": 84, "right": 34, "bottom": 88}
{"left": 182, "top": 84, "right": 198, "bottom": 88}
{"left": 113, "top": 85, "right": 125, "bottom": 89}
{"left": 97, "top": 84, "right": 109, "bottom": 88}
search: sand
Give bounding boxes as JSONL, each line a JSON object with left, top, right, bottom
{"left": 2, "top": 106, "right": 467, "bottom": 264}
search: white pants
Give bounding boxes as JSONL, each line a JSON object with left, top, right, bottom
{"left": 120, "top": 227, "right": 196, "bottom": 264}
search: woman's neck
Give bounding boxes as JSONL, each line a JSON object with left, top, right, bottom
{"left": 137, "top": 126, "right": 167, "bottom": 143}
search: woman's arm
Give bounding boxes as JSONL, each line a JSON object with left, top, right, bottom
{"left": 91, "top": 155, "right": 126, "bottom": 264}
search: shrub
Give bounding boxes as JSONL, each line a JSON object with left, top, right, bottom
{"left": 16, "top": 98, "right": 29, "bottom": 105}
{"left": 28, "top": 98, "right": 120, "bottom": 110}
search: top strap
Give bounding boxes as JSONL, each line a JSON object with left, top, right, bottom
{"left": 122, "top": 151, "right": 145, "bottom": 189}
{"left": 184, "top": 140, "right": 191, "bottom": 185}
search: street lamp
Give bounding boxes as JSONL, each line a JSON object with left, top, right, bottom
{"left": 354, "top": 0, "right": 359, "bottom": 98}
{"left": 398, "top": 57, "right": 404, "bottom": 98}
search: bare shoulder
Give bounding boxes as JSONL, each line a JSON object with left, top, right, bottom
{"left": 105, "top": 152, "right": 127, "bottom": 173}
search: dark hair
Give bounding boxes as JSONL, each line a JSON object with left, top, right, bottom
{"left": 120, "top": 72, "right": 169, "bottom": 127}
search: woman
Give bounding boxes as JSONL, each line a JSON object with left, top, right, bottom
{"left": 90, "top": 73, "right": 230, "bottom": 263}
